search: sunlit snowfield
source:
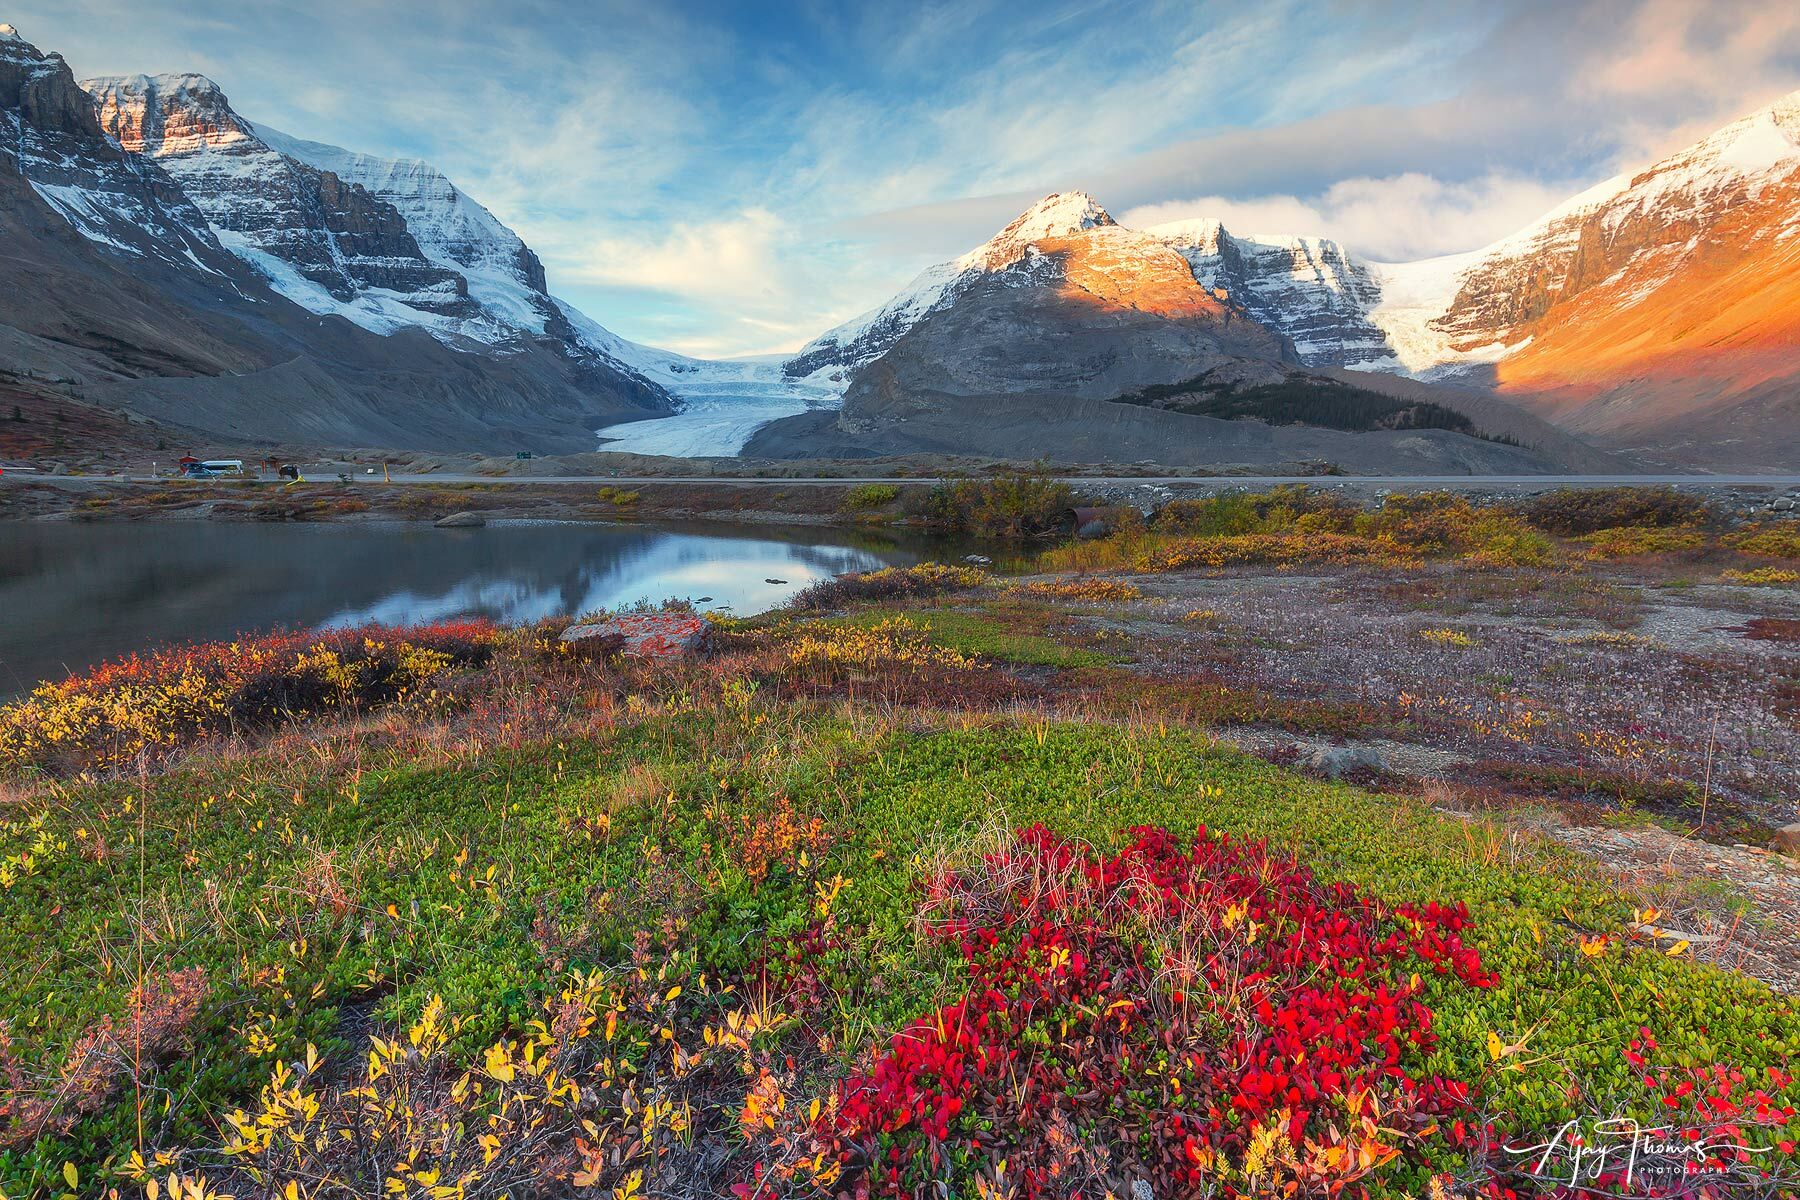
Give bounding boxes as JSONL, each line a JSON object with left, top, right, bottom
{"left": 594, "top": 359, "right": 839, "bottom": 456}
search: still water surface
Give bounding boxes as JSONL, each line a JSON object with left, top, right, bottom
{"left": 0, "top": 519, "right": 966, "bottom": 695}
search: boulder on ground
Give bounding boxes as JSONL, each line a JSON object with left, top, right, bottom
{"left": 434, "top": 511, "right": 485, "bottom": 528}
{"left": 1773, "top": 822, "right": 1800, "bottom": 858}
{"left": 560, "top": 613, "right": 712, "bottom": 659}
{"left": 1304, "top": 744, "right": 1387, "bottom": 779}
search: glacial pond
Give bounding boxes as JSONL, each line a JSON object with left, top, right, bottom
{"left": 0, "top": 519, "right": 980, "bottom": 696}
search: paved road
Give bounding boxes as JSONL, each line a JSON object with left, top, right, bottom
{"left": 11, "top": 471, "right": 1800, "bottom": 489}
{"left": 306, "top": 472, "right": 1800, "bottom": 488}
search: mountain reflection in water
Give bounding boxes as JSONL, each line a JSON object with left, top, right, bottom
{"left": 0, "top": 519, "right": 956, "bottom": 695}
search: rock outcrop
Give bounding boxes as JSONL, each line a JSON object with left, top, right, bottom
{"left": 559, "top": 613, "right": 712, "bottom": 659}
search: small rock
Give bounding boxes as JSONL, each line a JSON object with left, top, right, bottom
{"left": 1303, "top": 744, "right": 1387, "bottom": 778}
{"left": 963, "top": 554, "right": 993, "bottom": 566}
{"left": 559, "top": 613, "right": 712, "bottom": 659}
{"left": 434, "top": 511, "right": 485, "bottom": 528}
{"left": 1772, "top": 822, "right": 1800, "bottom": 858}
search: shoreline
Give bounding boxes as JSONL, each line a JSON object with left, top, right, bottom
{"left": 6, "top": 471, "right": 1799, "bottom": 528}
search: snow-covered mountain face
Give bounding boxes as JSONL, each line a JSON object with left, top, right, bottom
{"left": 249, "top": 122, "right": 564, "bottom": 342}
{"left": 84, "top": 73, "right": 482, "bottom": 330}
{"left": 1148, "top": 220, "right": 1391, "bottom": 368}
{"left": 1432, "top": 92, "right": 1800, "bottom": 351}
{"left": 0, "top": 27, "right": 235, "bottom": 275}
{"left": 784, "top": 192, "right": 1258, "bottom": 383}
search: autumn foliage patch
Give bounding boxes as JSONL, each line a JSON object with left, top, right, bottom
{"left": 0, "top": 621, "right": 496, "bottom": 774}
{"left": 820, "top": 825, "right": 1493, "bottom": 1198}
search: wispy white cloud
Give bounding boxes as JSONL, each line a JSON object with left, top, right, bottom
{"left": 546, "top": 210, "right": 895, "bottom": 358}
{"left": 1576, "top": 0, "right": 1800, "bottom": 158}
{"left": 1122, "top": 172, "right": 1573, "bottom": 261}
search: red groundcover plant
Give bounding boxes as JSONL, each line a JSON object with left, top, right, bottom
{"left": 819, "top": 825, "right": 1495, "bottom": 1198}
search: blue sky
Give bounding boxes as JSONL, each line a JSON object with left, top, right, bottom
{"left": 14, "top": 0, "right": 1800, "bottom": 357}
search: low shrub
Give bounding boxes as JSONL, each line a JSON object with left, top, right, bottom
{"left": 1145, "top": 531, "right": 1385, "bottom": 571}
{"left": 831, "top": 609, "right": 1112, "bottom": 668}
{"left": 595, "top": 485, "right": 641, "bottom": 506}
{"left": 1522, "top": 486, "right": 1710, "bottom": 536}
{"left": 1467, "top": 524, "right": 1556, "bottom": 567}
{"left": 777, "top": 617, "right": 975, "bottom": 681}
{"left": 1723, "top": 521, "right": 1800, "bottom": 560}
{"left": 1578, "top": 525, "right": 1707, "bottom": 559}
{"left": 1722, "top": 566, "right": 1800, "bottom": 585}
{"left": 1152, "top": 485, "right": 1357, "bottom": 536}
{"left": 1053, "top": 489, "right": 1564, "bottom": 573}
{"left": 1018, "top": 577, "right": 1143, "bottom": 602}
{"left": 911, "top": 467, "right": 1076, "bottom": 538}
{"left": 0, "top": 621, "right": 497, "bottom": 775}
{"left": 838, "top": 482, "right": 899, "bottom": 511}
{"left": 136, "top": 957, "right": 794, "bottom": 1200}
{"left": 1737, "top": 618, "right": 1800, "bottom": 644}
{"left": 786, "top": 562, "right": 987, "bottom": 611}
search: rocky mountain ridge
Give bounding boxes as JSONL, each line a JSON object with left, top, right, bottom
{"left": 756, "top": 192, "right": 1608, "bottom": 472}
{"left": 0, "top": 24, "right": 676, "bottom": 454}
{"left": 786, "top": 89, "right": 1800, "bottom": 467}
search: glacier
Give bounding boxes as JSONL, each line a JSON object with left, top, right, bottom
{"left": 590, "top": 358, "right": 840, "bottom": 457}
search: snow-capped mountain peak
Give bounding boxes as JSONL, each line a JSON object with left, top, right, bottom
{"left": 787, "top": 192, "right": 1132, "bottom": 381}
{"left": 959, "top": 191, "right": 1116, "bottom": 271}
{"left": 1, "top": 30, "right": 233, "bottom": 272}
{"left": 982, "top": 190, "right": 1113, "bottom": 242}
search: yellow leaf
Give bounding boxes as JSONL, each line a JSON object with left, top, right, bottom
{"left": 1666, "top": 940, "right": 1690, "bottom": 956}
{"left": 1486, "top": 1032, "right": 1504, "bottom": 1061}
{"left": 63, "top": 1163, "right": 78, "bottom": 1190}
{"left": 665, "top": 985, "right": 682, "bottom": 1002}
{"left": 484, "top": 1042, "right": 516, "bottom": 1082}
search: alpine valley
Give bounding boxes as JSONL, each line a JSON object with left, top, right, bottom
{"left": 3, "top": 20, "right": 1798, "bottom": 470}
